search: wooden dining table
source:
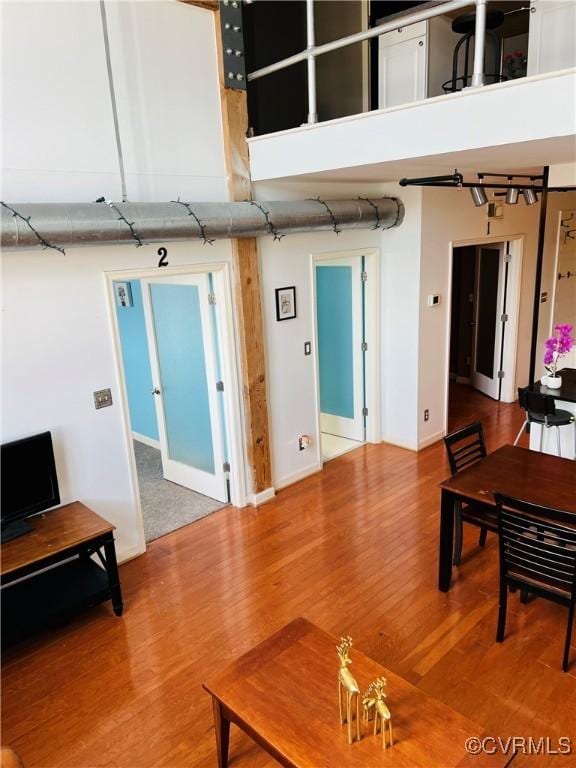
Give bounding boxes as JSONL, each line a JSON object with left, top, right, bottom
{"left": 438, "top": 445, "right": 576, "bottom": 592}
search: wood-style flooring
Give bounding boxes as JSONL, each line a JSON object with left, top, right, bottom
{"left": 2, "top": 385, "right": 575, "bottom": 767}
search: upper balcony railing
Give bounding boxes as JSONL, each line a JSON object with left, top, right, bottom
{"left": 243, "top": 0, "right": 574, "bottom": 135}
{"left": 248, "top": 0, "right": 492, "bottom": 126}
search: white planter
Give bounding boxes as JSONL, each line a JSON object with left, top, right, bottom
{"left": 544, "top": 375, "right": 562, "bottom": 389}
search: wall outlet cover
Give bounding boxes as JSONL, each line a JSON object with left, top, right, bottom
{"left": 94, "top": 388, "right": 113, "bottom": 409}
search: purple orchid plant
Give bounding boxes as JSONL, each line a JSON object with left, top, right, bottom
{"left": 544, "top": 323, "right": 574, "bottom": 377}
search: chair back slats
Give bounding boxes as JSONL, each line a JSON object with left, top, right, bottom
{"left": 444, "top": 421, "right": 487, "bottom": 476}
{"left": 495, "top": 493, "right": 576, "bottom": 599}
{"left": 518, "top": 387, "right": 557, "bottom": 417}
{"left": 501, "top": 532, "right": 575, "bottom": 564}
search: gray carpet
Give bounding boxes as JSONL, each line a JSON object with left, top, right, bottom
{"left": 134, "top": 440, "right": 227, "bottom": 542}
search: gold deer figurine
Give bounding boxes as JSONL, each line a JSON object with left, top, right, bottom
{"left": 362, "top": 677, "right": 393, "bottom": 749}
{"left": 336, "top": 636, "right": 361, "bottom": 744}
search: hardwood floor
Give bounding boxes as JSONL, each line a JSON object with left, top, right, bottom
{"left": 2, "top": 385, "right": 575, "bottom": 767}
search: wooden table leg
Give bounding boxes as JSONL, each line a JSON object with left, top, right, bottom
{"left": 103, "top": 535, "right": 124, "bottom": 616}
{"left": 438, "top": 488, "right": 455, "bottom": 592}
{"left": 212, "top": 698, "right": 230, "bottom": 768}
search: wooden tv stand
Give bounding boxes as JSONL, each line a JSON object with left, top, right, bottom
{"left": 1, "top": 502, "right": 123, "bottom": 645}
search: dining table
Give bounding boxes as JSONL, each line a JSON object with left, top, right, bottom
{"left": 438, "top": 444, "right": 576, "bottom": 592}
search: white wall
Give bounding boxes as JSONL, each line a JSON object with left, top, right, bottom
{"left": 528, "top": 0, "right": 576, "bottom": 76}
{"left": 1, "top": 0, "right": 227, "bottom": 202}
{"left": 255, "top": 180, "right": 422, "bottom": 484}
{"left": 380, "top": 185, "right": 423, "bottom": 450}
{"left": 1, "top": 0, "right": 232, "bottom": 562}
{"left": 1, "top": 241, "right": 235, "bottom": 562}
{"left": 417, "top": 186, "right": 576, "bottom": 446}
{"left": 540, "top": 196, "right": 576, "bottom": 368}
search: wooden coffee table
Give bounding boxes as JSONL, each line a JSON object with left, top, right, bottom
{"left": 204, "top": 618, "right": 513, "bottom": 767}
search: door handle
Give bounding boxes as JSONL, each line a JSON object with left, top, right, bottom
{"left": 152, "top": 387, "right": 161, "bottom": 395}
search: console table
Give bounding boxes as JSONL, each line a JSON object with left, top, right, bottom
{"left": 1, "top": 502, "right": 123, "bottom": 645}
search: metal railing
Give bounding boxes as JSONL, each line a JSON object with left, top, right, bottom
{"left": 247, "top": 0, "right": 488, "bottom": 125}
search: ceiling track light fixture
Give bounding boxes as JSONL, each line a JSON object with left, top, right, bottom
{"left": 398, "top": 170, "right": 572, "bottom": 204}
{"left": 505, "top": 177, "right": 519, "bottom": 205}
{"left": 470, "top": 174, "right": 488, "bottom": 207}
{"left": 523, "top": 181, "right": 539, "bottom": 206}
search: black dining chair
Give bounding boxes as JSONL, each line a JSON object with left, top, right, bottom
{"left": 494, "top": 493, "right": 576, "bottom": 672}
{"left": 514, "top": 387, "right": 575, "bottom": 457}
{"left": 443, "top": 421, "right": 495, "bottom": 566}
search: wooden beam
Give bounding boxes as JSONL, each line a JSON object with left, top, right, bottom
{"left": 178, "top": 0, "right": 218, "bottom": 11}
{"left": 215, "top": 11, "right": 272, "bottom": 496}
{"left": 233, "top": 238, "right": 272, "bottom": 493}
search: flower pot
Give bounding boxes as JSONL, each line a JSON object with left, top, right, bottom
{"left": 540, "top": 375, "right": 549, "bottom": 386}
{"left": 545, "top": 375, "right": 562, "bottom": 389}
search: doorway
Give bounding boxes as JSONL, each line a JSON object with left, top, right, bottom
{"left": 313, "top": 249, "right": 380, "bottom": 463}
{"left": 108, "top": 264, "right": 245, "bottom": 543}
{"left": 448, "top": 238, "right": 522, "bottom": 421}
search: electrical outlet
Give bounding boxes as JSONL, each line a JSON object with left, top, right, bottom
{"left": 304, "top": 341, "right": 312, "bottom": 356}
{"left": 424, "top": 409, "right": 429, "bottom": 422}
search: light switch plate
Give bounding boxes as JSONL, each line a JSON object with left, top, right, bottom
{"left": 94, "top": 388, "right": 113, "bottom": 409}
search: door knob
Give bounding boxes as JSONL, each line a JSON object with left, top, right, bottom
{"left": 152, "top": 387, "right": 161, "bottom": 395}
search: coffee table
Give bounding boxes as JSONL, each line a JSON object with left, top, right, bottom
{"left": 204, "top": 618, "right": 513, "bottom": 767}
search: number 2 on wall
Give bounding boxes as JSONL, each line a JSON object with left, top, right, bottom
{"left": 157, "top": 247, "right": 169, "bottom": 268}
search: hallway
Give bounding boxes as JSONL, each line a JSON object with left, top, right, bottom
{"left": 448, "top": 381, "right": 519, "bottom": 437}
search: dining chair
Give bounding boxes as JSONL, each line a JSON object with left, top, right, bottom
{"left": 494, "top": 493, "right": 576, "bottom": 672}
{"left": 513, "top": 387, "right": 575, "bottom": 457}
{"left": 443, "top": 421, "right": 495, "bottom": 566}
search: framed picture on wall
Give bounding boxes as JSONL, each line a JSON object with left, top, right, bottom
{"left": 275, "top": 286, "right": 296, "bottom": 321}
{"left": 114, "top": 281, "right": 133, "bottom": 308}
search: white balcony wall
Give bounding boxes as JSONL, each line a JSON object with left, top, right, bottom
{"left": 248, "top": 70, "right": 576, "bottom": 182}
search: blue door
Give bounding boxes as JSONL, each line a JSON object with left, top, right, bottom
{"left": 141, "top": 274, "right": 228, "bottom": 502}
{"left": 316, "top": 256, "right": 365, "bottom": 442}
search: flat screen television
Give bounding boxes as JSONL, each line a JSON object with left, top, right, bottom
{"left": 1, "top": 431, "right": 60, "bottom": 542}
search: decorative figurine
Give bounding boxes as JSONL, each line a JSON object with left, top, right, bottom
{"left": 336, "top": 636, "right": 361, "bottom": 744}
{"left": 362, "top": 677, "right": 393, "bottom": 749}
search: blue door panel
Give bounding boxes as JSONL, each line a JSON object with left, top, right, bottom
{"left": 150, "top": 283, "right": 215, "bottom": 474}
{"left": 114, "top": 280, "right": 159, "bottom": 441}
{"left": 316, "top": 265, "right": 354, "bottom": 418}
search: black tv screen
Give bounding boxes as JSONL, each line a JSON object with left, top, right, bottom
{"left": 1, "top": 431, "right": 60, "bottom": 525}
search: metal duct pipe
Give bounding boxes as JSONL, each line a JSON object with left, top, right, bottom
{"left": 0, "top": 198, "right": 403, "bottom": 252}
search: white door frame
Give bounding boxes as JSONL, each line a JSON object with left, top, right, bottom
{"left": 311, "top": 248, "right": 381, "bottom": 462}
{"left": 444, "top": 235, "right": 524, "bottom": 433}
{"left": 104, "top": 262, "right": 248, "bottom": 549}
